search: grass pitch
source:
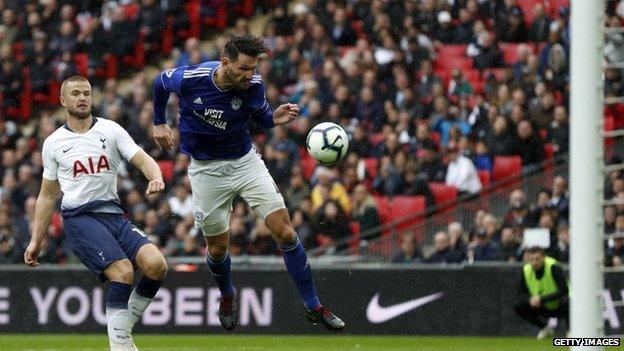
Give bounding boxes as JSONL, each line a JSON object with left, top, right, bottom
{"left": 0, "top": 334, "right": 610, "bottom": 351}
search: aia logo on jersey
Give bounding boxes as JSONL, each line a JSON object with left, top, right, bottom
{"left": 73, "top": 155, "right": 110, "bottom": 177}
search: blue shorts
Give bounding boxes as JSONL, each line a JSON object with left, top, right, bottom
{"left": 63, "top": 213, "right": 151, "bottom": 282}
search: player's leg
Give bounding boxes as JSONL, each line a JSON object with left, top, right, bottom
{"left": 126, "top": 243, "right": 167, "bottom": 334}
{"left": 264, "top": 209, "right": 344, "bottom": 331}
{"left": 239, "top": 150, "right": 345, "bottom": 331}
{"left": 103, "top": 259, "right": 135, "bottom": 350}
{"left": 204, "top": 230, "right": 238, "bottom": 330}
{"left": 63, "top": 214, "right": 135, "bottom": 350}
{"left": 188, "top": 158, "right": 238, "bottom": 330}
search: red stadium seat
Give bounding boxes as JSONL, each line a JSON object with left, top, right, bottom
{"left": 370, "top": 132, "right": 385, "bottom": 147}
{"left": 437, "top": 44, "right": 468, "bottom": 62}
{"left": 517, "top": 0, "right": 542, "bottom": 25}
{"left": 478, "top": 170, "right": 491, "bottom": 188}
{"left": 74, "top": 53, "right": 89, "bottom": 76}
{"left": 544, "top": 143, "right": 555, "bottom": 160}
{"left": 427, "top": 182, "right": 458, "bottom": 205}
{"left": 157, "top": 160, "right": 175, "bottom": 182}
{"left": 301, "top": 157, "right": 317, "bottom": 181}
{"left": 374, "top": 195, "right": 426, "bottom": 232}
{"left": 363, "top": 158, "right": 379, "bottom": 179}
{"left": 438, "top": 56, "right": 473, "bottom": 71}
{"left": 492, "top": 156, "right": 523, "bottom": 182}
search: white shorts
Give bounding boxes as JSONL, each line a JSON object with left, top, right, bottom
{"left": 188, "top": 148, "right": 286, "bottom": 236}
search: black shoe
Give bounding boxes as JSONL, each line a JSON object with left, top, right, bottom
{"left": 305, "top": 306, "right": 346, "bottom": 331}
{"left": 218, "top": 294, "right": 238, "bottom": 331}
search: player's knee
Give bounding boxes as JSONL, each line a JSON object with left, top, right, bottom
{"left": 272, "top": 223, "right": 297, "bottom": 245}
{"left": 206, "top": 242, "right": 229, "bottom": 260}
{"left": 144, "top": 255, "right": 168, "bottom": 280}
{"left": 106, "top": 259, "right": 134, "bottom": 283}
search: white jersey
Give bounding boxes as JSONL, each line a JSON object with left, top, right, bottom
{"left": 42, "top": 117, "right": 141, "bottom": 210}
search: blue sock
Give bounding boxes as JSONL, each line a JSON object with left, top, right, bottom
{"left": 106, "top": 282, "right": 132, "bottom": 309}
{"left": 206, "top": 253, "right": 235, "bottom": 297}
{"left": 280, "top": 237, "right": 321, "bottom": 311}
{"left": 135, "top": 276, "right": 163, "bottom": 299}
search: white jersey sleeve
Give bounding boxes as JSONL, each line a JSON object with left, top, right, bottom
{"left": 110, "top": 121, "right": 142, "bottom": 161}
{"left": 42, "top": 137, "right": 59, "bottom": 181}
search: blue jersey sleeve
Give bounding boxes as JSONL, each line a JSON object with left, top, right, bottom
{"left": 152, "top": 68, "right": 184, "bottom": 125}
{"left": 249, "top": 79, "right": 274, "bottom": 129}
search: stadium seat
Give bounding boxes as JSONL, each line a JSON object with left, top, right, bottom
{"left": 478, "top": 170, "right": 491, "bottom": 188}
{"left": 370, "top": 132, "right": 385, "bottom": 147}
{"left": 427, "top": 182, "right": 458, "bottom": 206}
{"left": 544, "top": 143, "right": 555, "bottom": 160}
{"left": 492, "top": 156, "right": 523, "bottom": 182}
{"left": 547, "top": 0, "right": 570, "bottom": 18}
{"left": 374, "top": 195, "right": 426, "bottom": 232}
{"left": 157, "top": 160, "right": 175, "bottom": 182}
{"left": 605, "top": 114, "right": 615, "bottom": 147}
{"left": 437, "top": 44, "right": 468, "bottom": 62}
{"left": 517, "top": 0, "right": 542, "bottom": 25}
{"left": 438, "top": 56, "right": 473, "bottom": 71}
{"left": 301, "top": 157, "right": 317, "bottom": 181}
{"left": 363, "top": 158, "right": 379, "bottom": 179}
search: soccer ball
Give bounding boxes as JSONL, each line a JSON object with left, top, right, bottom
{"left": 306, "top": 122, "right": 349, "bottom": 164}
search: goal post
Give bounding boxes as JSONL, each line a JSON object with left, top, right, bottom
{"left": 570, "top": 0, "right": 605, "bottom": 347}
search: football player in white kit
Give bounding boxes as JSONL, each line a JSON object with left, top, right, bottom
{"left": 24, "top": 75, "right": 167, "bottom": 351}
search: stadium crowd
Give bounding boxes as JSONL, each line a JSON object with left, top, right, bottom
{"left": 1, "top": 0, "right": 623, "bottom": 264}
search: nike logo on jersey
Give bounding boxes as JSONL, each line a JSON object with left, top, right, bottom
{"left": 62, "top": 147, "right": 73, "bottom": 153}
{"left": 366, "top": 292, "right": 444, "bottom": 324}
{"left": 193, "top": 97, "right": 203, "bottom": 104}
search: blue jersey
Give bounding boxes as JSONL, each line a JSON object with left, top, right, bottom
{"left": 152, "top": 61, "right": 275, "bottom": 160}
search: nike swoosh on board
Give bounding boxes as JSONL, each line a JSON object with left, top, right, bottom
{"left": 366, "top": 292, "right": 444, "bottom": 324}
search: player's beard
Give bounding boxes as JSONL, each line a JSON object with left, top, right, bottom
{"left": 225, "top": 68, "right": 250, "bottom": 90}
{"left": 68, "top": 105, "right": 91, "bottom": 119}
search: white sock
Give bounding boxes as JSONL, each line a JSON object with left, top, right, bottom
{"left": 126, "top": 290, "right": 153, "bottom": 332}
{"left": 107, "top": 307, "right": 129, "bottom": 350}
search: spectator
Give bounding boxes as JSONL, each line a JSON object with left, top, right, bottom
{"left": 311, "top": 200, "right": 351, "bottom": 251}
{"left": 426, "top": 231, "right": 463, "bottom": 264}
{"left": 470, "top": 228, "right": 500, "bottom": 262}
{"left": 167, "top": 184, "right": 194, "bottom": 218}
{"left": 392, "top": 232, "right": 423, "bottom": 263}
{"left": 311, "top": 167, "right": 351, "bottom": 212}
{"left": 351, "top": 184, "right": 381, "bottom": 240}
{"left": 529, "top": 3, "right": 551, "bottom": 43}
{"left": 550, "top": 176, "right": 569, "bottom": 220}
{"left": 548, "top": 106, "right": 569, "bottom": 154}
{"left": 445, "top": 143, "right": 482, "bottom": 195}
{"left": 447, "top": 222, "right": 468, "bottom": 263}
{"left": 551, "top": 223, "right": 570, "bottom": 263}
{"left": 472, "top": 32, "right": 504, "bottom": 70}
{"left": 499, "top": 226, "right": 521, "bottom": 262}
{"left": 248, "top": 219, "right": 278, "bottom": 255}
{"left": 285, "top": 173, "right": 310, "bottom": 213}
{"left": 512, "top": 120, "right": 544, "bottom": 167}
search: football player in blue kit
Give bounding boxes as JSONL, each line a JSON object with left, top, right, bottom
{"left": 151, "top": 35, "right": 345, "bottom": 331}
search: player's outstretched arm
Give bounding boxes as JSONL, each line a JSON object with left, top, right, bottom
{"left": 151, "top": 71, "right": 177, "bottom": 150}
{"left": 273, "top": 103, "right": 300, "bottom": 125}
{"left": 130, "top": 149, "right": 166, "bottom": 196}
{"left": 24, "top": 179, "right": 60, "bottom": 267}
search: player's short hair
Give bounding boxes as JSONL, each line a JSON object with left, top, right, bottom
{"left": 223, "top": 35, "right": 269, "bottom": 61}
{"left": 60, "top": 75, "right": 90, "bottom": 96}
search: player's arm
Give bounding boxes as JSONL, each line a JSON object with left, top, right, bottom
{"left": 24, "top": 178, "right": 60, "bottom": 267}
{"left": 130, "top": 149, "right": 165, "bottom": 196}
{"left": 151, "top": 68, "right": 183, "bottom": 150}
